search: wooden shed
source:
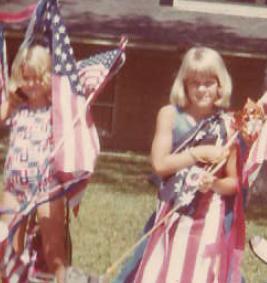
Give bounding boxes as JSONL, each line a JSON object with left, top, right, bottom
{"left": 1, "top": 0, "right": 267, "bottom": 152}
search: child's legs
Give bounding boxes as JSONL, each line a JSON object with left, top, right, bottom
{"left": 37, "top": 197, "right": 66, "bottom": 283}
{"left": 0, "top": 191, "right": 27, "bottom": 254}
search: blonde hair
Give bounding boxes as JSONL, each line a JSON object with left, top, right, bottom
{"left": 170, "top": 47, "right": 232, "bottom": 109}
{"left": 9, "top": 45, "right": 52, "bottom": 94}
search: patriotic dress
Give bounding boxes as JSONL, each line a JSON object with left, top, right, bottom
{"left": 0, "top": 104, "right": 88, "bottom": 283}
{"left": 4, "top": 106, "right": 57, "bottom": 203}
{"left": 113, "top": 107, "right": 245, "bottom": 283}
{"left": 0, "top": 106, "right": 58, "bottom": 282}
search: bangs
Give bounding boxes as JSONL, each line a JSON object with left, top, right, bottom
{"left": 184, "top": 56, "right": 220, "bottom": 81}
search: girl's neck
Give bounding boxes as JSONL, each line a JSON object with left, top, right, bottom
{"left": 27, "top": 94, "right": 50, "bottom": 109}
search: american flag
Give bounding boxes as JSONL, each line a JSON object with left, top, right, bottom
{"left": 20, "top": 0, "right": 127, "bottom": 209}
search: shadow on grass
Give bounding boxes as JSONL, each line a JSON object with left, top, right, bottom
{"left": 246, "top": 197, "right": 267, "bottom": 226}
{"left": 245, "top": 162, "right": 267, "bottom": 226}
{"left": 89, "top": 153, "right": 158, "bottom": 196}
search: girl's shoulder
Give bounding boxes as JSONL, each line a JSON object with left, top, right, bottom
{"left": 158, "top": 104, "right": 184, "bottom": 119}
{"left": 157, "top": 104, "right": 184, "bottom": 127}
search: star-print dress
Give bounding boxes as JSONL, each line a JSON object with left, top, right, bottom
{"left": 3, "top": 106, "right": 57, "bottom": 204}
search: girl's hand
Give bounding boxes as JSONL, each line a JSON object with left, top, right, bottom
{"left": 198, "top": 171, "right": 217, "bottom": 193}
{"left": 190, "top": 145, "right": 229, "bottom": 165}
{"left": 78, "top": 64, "right": 108, "bottom": 95}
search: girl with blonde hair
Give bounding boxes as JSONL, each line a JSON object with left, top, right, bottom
{"left": 113, "top": 46, "right": 245, "bottom": 283}
{"left": 0, "top": 44, "right": 107, "bottom": 283}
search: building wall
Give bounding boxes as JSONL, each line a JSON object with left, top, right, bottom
{"left": 3, "top": 35, "right": 267, "bottom": 152}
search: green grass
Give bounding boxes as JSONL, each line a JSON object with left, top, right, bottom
{"left": 0, "top": 150, "right": 267, "bottom": 282}
{"left": 70, "top": 152, "right": 157, "bottom": 277}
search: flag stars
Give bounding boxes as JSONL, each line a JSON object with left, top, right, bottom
{"left": 61, "top": 53, "right": 67, "bottom": 62}
{"left": 65, "top": 63, "right": 72, "bottom": 72}
{"left": 55, "top": 47, "right": 62, "bottom": 56}
{"left": 64, "top": 36, "right": 70, "bottom": 45}
{"left": 70, "top": 74, "right": 78, "bottom": 81}
{"left": 59, "top": 25, "right": 66, "bottom": 34}
{"left": 46, "top": 12, "right": 51, "bottom": 20}
{"left": 55, "top": 64, "right": 61, "bottom": 73}
{"left": 53, "top": 14, "right": 60, "bottom": 24}
{"left": 55, "top": 33, "right": 60, "bottom": 41}
{"left": 69, "top": 48, "right": 74, "bottom": 56}
{"left": 76, "top": 84, "right": 83, "bottom": 93}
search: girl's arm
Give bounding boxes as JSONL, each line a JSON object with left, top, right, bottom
{"left": 151, "top": 105, "right": 228, "bottom": 178}
{"left": 212, "top": 146, "right": 238, "bottom": 195}
{"left": 0, "top": 100, "right": 12, "bottom": 122}
{"left": 151, "top": 105, "right": 195, "bottom": 177}
{"left": 0, "top": 92, "right": 23, "bottom": 122}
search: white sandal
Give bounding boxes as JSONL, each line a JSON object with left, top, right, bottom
{"left": 249, "top": 236, "right": 267, "bottom": 264}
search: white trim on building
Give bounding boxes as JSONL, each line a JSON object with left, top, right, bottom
{"left": 172, "top": 1, "right": 267, "bottom": 19}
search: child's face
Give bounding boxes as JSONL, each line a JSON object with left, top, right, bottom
{"left": 185, "top": 72, "right": 219, "bottom": 111}
{"left": 20, "top": 64, "right": 49, "bottom": 100}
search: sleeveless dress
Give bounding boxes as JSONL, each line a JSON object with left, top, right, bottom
{"left": 3, "top": 106, "right": 58, "bottom": 203}
{"left": 0, "top": 106, "right": 58, "bottom": 283}
{"left": 113, "top": 106, "right": 245, "bottom": 283}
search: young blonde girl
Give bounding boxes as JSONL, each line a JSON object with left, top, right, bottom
{"left": 0, "top": 45, "right": 67, "bottom": 283}
{"left": 0, "top": 45, "right": 106, "bottom": 283}
{"left": 113, "top": 47, "right": 245, "bottom": 283}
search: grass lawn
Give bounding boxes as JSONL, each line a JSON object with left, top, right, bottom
{"left": 0, "top": 150, "right": 267, "bottom": 282}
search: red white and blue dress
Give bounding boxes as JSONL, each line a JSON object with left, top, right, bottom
{"left": 4, "top": 106, "right": 57, "bottom": 204}
{"left": 0, "top": 106, "right": 60, "bottom": 283}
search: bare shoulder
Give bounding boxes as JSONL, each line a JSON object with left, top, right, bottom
{"left": 154, "top": 104, "right": 177, "bottom": 134}
{"left": 157, "top": 104, "right": 176, "bottom": 121}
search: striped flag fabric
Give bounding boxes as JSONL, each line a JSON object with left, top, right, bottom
{"left": 0, "top": 4, "right": 35, "bottom": 24}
